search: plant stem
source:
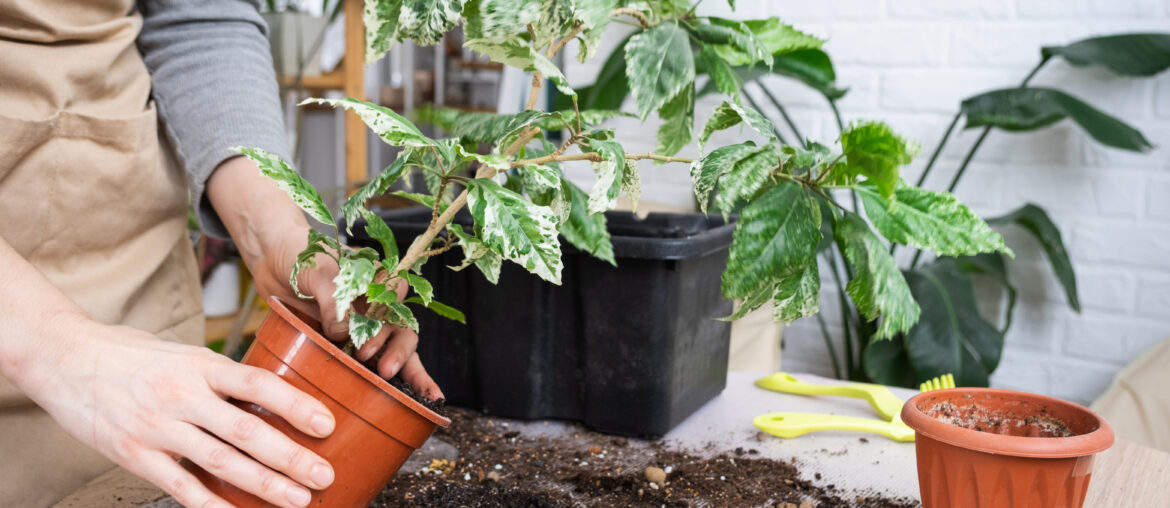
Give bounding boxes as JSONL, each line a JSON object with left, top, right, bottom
{"left": 815, "top": 312, "right": 844, "bottom": 380}
{"left": 755, "top": 82, "right": 805, "bottom": 147}
{"left": 612, "top": 7, "right": 652, "bottom": 28}
{"left": 826, "top": 251, "right": 855, "bottom": 380}
{"left": 744, "top": 89, "right": 789, "bottom": 145}
{"left": 913, "top": 112, "right": 960, "bottom": 189}
{"left": 829, "top": 101, "right": 845, "bottom": 134}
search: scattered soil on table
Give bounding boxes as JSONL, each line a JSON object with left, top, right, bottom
{"left": 371, "top": 408, "right": 918, "bottom": 508}
{"left": 926, "top": 401, "right": 1073, "bottom": 438}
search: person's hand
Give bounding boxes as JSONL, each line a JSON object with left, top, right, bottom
{"left": 206, "top": 155, "right": 441, "bottom": 400}
{"left": 25, "top": 314, "right": 335, "bottom": 508}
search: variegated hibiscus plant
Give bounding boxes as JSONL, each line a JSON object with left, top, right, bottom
{"left": 237, "top": 0, "right": 1011, "bottom": 359}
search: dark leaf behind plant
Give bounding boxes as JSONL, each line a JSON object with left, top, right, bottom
{"left": 987, "top": 203, "right": 1080, "bottom": 312}
{"left": 1042, "top": 33, "right": 1170, "bottom": 77}
{"left": 954, "top": 252, "right": 1018, "bottom": 334}
{"left": 961, "top": 87, "right": 1154, "bottom": 152}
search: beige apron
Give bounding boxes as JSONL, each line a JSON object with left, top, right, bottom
{"left": 0, "top": 1, "right": 205, "bottom": 506}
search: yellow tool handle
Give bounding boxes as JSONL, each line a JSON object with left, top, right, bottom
{"left": 753, "top": 412, "right": 916, "bottom": 442}
{"left": 754, "top": 372, "right": 904, "bottom": 421}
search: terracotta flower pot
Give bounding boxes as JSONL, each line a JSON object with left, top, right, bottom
{"left": 901, "top": 388, "right": 1113, "bottom": 508}
{"left": 188, "top": 297, "right": 450, "bottom": 507}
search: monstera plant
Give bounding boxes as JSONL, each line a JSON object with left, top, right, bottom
{"left": 568, "top": 30, "right": 1170, "bottom": 387}
{"left": 237, "top": 0, "right": 1013, "bottom": 384}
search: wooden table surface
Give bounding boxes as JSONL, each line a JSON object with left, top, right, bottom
{"left": 55, "top": 373, "right": 1170, "bottom": 507}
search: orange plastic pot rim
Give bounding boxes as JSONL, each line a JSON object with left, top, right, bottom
{"left": 901, "top": 387, "right": 1113, "bottom": 459}
{"left": 265, "top": 296, "right": 450, "bottom": 428}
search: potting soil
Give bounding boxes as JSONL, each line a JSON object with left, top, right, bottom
{"left": 371, "top": 408, "right": 918, "bottom": 508}
{"left": 925, "top": 401, "right": 1074, "bottom": 438}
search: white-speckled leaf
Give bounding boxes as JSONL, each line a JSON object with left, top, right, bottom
{"left": 574, "top": 0, "right": 619, "bottom": 61}
{"left": 625, "top": 22, "right": 695, "bottom": 121}
{"left": 721, "top": 181, "right": 821, "bottom": 299}
{"left": 448, "top": 223, "right": 503, "bottom": 284}
{"left": 519, "top": 163, "right": 562, "bottom": 207}
{"left": 341, "top": 155, "right": 409, "bottom": 234}
{"left": 364, "top": 0, "right": 464, "bottom": 62}
{"left": 699, "top": 101, "right": 777, "bottom": 151}
{"left": 689, "top": 141, "right": 761, "bottom": 214}
{"left": 558, "top": 178, "right": 615, "bottom": 265}
{"left": 583, "top": 139, "right": 626, "bottom": 214}
{"left": 403, "top": 271, "right": 434, "bottom": 306}
{"left": 857, "top": 181, "right": 1012, "bottom": 258}
{"left": 465, "top": 38, "right": 576, "bottom": 96}
{"left": 713, "top": 144, "right": 778, "bottom": 217}
{"left": 366, "top": 283, "right": 420, "bottom": 332}
{"left": 332, "top": 256, "right": 378, "bottom": 322}
{"left": 235, "top": 147, "right": 334, "bottom": 227}
{"left": 301, "top": 97, "right": 434, "bottom": 148}
{"left": 290, "top": 229, "right": 338, "bottom": 299}
{"left": 656, "top": 83, "right": 694, "bottom": 156}
{"left": 348, "top": 312, "right": 384, "bottom": 349}
{"left": 834, "top": 212, "right": 921, "bottom": 340}
{"left": 467, "top": 179, "right": 563, "bottom": 284}
{"left": 772, "top": 259, "right": 820, "bottom": 323}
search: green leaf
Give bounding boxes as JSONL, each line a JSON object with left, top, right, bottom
{"left": 465, "top": 37, "right": 576, "bottom": 97}
{"left": 903, "top": 259, "right": 1004, "bottom": 387}
{"left": 1042, "top": 33, "right": 1170, "bottom": 77}
{"left": 862, "top": 334, "right": 917, "bottom": 388}
{"left": 625, "top": 22, "right": 695, "bottom": 121}
{"left": 470, "top": 0, "right": 538, "bottom": 40}
{"left": 713, "top": 144, "right": 778, "bottom": 217}
{"left": 559, "top": 178, "right": 616, "bottom": 266}
{"left": 704, "top": 17, "right": 773, "bottom": 67}
{"left": 366, "top": 283, "right": 420, "bottom": 332}
{"left": 419, "top": 108, "right": 547, "bottom": 143}
{"left": 403, "top": 271, "right": 434, "bottom": 306}
{"left": 573, "top": 0, "right": 619, "bottom": 61}
{"left": 699, "top": 43, "right": 742, "bottom": 100}
{"left": 405, "top": 296, "right": 466, "bottom": 324}
{"left": 466, "top": 179, "right": 564, "bottom": 284}
{"left": 448, "top": 223, "right": 503, "bottom": 283}
{"left": 573, "top": 34, "right": 632, "bottom": 111}
{"left": 302, "top": 97, "right": 434, "bottom": 148}
{"left": 987, "top": 204, "right": 1080, "bottom": 312}
{"left": 656, "top": 83, "right": 695, "bottom": 156}
{"left": 718, "top": 283, "right": 772, "bottom": 321}
{"left": 772, "top": 259, "right": 821, "bottom": 323}
{"left": 856, "top": 182, "right": 1011, "bottom": 258}
{"left": 537, "top": 109, "right": 631, "bottom": 131}
{"left": 955, "top": 252, "right": 1018, "bottom": 334}
{"left": 582, "top": 138, "right": 632, "bottom": 214}
{"left": 364, "top": 0, "right": 464, "bottom": 61}
{"left": 341, "top": 156, "right": 410, "bottom": 234}
{"left": 833, "top": 212, "right": 920, "bottom": 340}
{"left": 348, "top": 312, "right": 384, "bottom": 349}
{"left": 389, "top": 190, "right": 436, "bottom": 209}
{"left": 690, "top": 141, "right": 762, "bottom": 214}
{"left": 518, "top": 163, "right": 562, "bottom": 207}
{"left": 699, "top": 101, "right": 777, "bottom": 150}
{"left": 331, "top": 256, "right": 378, "bottom": 322}
{"left": 838, "top": 121, "right": 919, "bottom": 198}
{"left": 234, "top": 147, "right": 334, "bottom": 227}
{"left": 738, "top": 18, "right": 824, "bottom": 55}
{"left": 961, "top": 87, "right": 1154, "bottom": 152}
{"left": 359, "top": 209, "right": 399, "bottom": 263}
{"left": 290, "top": 229, "right": 338, "bottom": 299}
{"left": 769, "top": 49, "right": 846, "bottom": 100}
{"left": 721, "top": 181, "right": 821, "bottom": 299}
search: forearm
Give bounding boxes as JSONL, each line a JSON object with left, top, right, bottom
{"left": 206, "top": 155, "right": 310, "bottom": 263}
{"left": 0, "top": 237, "right": 91, "bottom": 399}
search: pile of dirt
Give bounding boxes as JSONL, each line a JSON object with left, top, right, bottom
{"left": 371, "top": 408, "right": 918, "bottom": 508}
{"left": 926, "top": 401, "right": 1073, "bottom": 438}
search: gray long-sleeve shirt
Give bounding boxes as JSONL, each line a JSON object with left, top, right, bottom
{"left": 136, "top": 0, "right": 292, "bottom": 238}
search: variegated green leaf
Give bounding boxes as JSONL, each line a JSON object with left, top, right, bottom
{"left": 234, "top": 147, "right": 334, "bottom": 227}
{"left": 582, "top": 138, "right": 627, "bottom": 214}
{"left": 405, "top": 296, "right": 466, "bottom": 324}
{"left": 656, "top": 83, "right": 695, "bottom": 156}
{"left": 348, "top": 312, "right": 384, "bottom": 349}
{"left": 558, "top": 178, "right": 615, "bottom": 266}
{"left": 290, "top": 229, "right": 338, "bottom": 299}
{"left": 341, "top": 156, "right": 409, "bottom": 234}
{"left": 690, "top": 141, "right": 761, "bottom": 214}
{"left": 699, "top": 43, "right": 742, "bottom": 100}
{"left": 332, "top": 256, "right": 378, "bottom": 322}
{"left": 704, "top": 17, "right": 772, "bottom": 67}
{"left": 419, "top": 107, "right": 548, "bottom": 143}
{"left": 713, "top": 144, "right": 778, "bottom": 216}
{"left": 402, "top": 271, "right": 434, "bottom": 306}
{"left": 467, "top": 179, "right": 563, "bottom": 284}
{"left": 699, "top": 101, "right": 777, "bottom": 150}
{"left": 718, "top": 284, "right": 772, "bottom": 322}
{"left": 364, "top": 0, "right": 465, "bottom": 62}
{"left": 390, "top": 191, "right": 436, "bottom": 209}
{"left": 773, "top": 259, "right": 820, "bottom": 323}
{"left": 721, "top": 181, "right": 821, "bottom": 299}
{"left": 857, "top": 182, "right": 1011, "bottom": 258}
{"left": 833, "top": 212, "right": 920, "bottom": 340}
{"left": 519, "top": 163, "right": 562, "bottom": 207}
{"left": 625, "top": 22, "right": 695, "bottom": 121}
{"left": 301, "top": 97, "right": 434, "bottom": 148}
{"left": 359, "top": 209, "right": 399, "bottom": 264}
{"left": 536, "top": 109, "right": 631, "bottom": 131}
{"left": 573, "top": 0, "right": 618, "bottom": 61}
{"left": 839, "top": 121, "right": 920, "bottom": 198}
{"left": 464, "top": 37, "right": 576, "bottom": 96}
{"left": 448, "top": 223, "right": 503, "bottom": 283}
{"left": 366, "top": 283, "right": 420, "bottom": 332}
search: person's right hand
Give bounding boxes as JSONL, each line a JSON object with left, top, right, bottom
{"left": 24, "top": 312, "right": 336, "bottom": 508}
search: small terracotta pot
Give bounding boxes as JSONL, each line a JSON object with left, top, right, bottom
{"left": 901, "top": 388, "right": 1113, "bottom": 508}
{"left": 188, "top": 297, "right": 450, "bottom": 507}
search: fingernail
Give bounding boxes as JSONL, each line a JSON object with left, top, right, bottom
{"left": 286, "top": 485, "right": 311, "bottom": 507}
{"left": 310, "top": 412, "right": 334, "bottom": 436}
{"left": 311, "top": 462, "right": 335, "bottom": 488}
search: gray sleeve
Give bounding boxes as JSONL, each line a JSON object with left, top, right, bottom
{"left": 136, "top": 0, "right": 291, "bottom": 238}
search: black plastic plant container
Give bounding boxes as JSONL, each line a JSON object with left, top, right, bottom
{"left": 347, "top": 206, "right": 735, "bottom": 437}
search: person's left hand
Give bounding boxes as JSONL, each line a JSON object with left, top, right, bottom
{"left": 206, "top": 156, "right": 442, "bottom": 401}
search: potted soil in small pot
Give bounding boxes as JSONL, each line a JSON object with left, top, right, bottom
{"left": 901, "top": 388, "right": 1113, "bottom": 508}
{"left": 186, "top": 297, "right": 450, "bottom": 507}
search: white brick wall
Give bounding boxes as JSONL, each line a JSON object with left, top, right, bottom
{"left": 564, "top": 0, "right": 1170, "bottom": 404}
